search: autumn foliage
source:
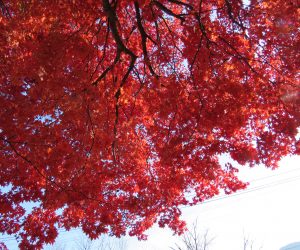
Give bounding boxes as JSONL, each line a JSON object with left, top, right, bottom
{"left": 0, "top": 0, "right": 299, "bottom": 248}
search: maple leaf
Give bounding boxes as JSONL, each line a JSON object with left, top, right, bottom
{"left": 0, "top": 0, "right": 299, "bottom": 248}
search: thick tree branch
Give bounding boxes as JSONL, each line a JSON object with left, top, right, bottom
{"left": 134, "top": 1, "right": 158, "bottom": 77}
{"left": 93, "top": 0, "right": 137, "bottom": 86}
{"left": 153, "top": 0, "right": 186, "bottom": 22}
{"left": 99, "top": 0, "right": 138, "bottom": 162}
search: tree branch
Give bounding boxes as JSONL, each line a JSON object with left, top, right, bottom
{"left": 153, "top": 0, "right": 186, "bottom": 22}
{"left": 134, "top": 1, "right": 158, "bottom": 77}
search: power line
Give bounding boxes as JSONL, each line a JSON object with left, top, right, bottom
{"left": 182, "top": 174, "right": 300, "bottom": 208}
{"left": 246, "top": 167, "right": 300, "bottom": 183}
{"left": 183, "top": 167, "right": 300, "bottom": 201}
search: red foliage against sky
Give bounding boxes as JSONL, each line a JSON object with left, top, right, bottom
{"left": 0, "top": 0, "right": 299, "bottom": 248}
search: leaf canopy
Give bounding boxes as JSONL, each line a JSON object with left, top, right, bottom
{"left": 0, "top": 0, "right": 299, "bottom": 248}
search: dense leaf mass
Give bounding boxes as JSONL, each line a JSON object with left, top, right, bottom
{"left": 0, "top": 0, "right": 299, "bottom": 248}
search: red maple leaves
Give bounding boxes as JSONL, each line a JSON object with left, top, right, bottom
{"left": 0, "top": 0, "right": 299, "bottom": 249}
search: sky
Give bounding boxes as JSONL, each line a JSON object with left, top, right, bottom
{"left": 1, "top": 155, "right": 299, "bottom": 250}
